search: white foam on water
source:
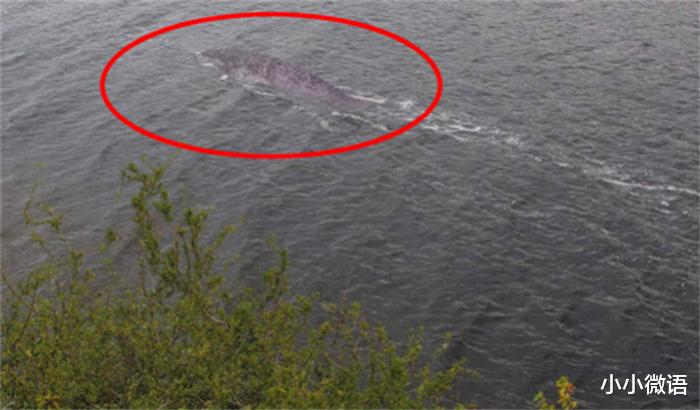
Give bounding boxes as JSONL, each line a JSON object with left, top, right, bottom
{"left": 413, "top": 109, "right": 699, "bottom": 204}
{"left": 337, "top": 86, "right": 387, "bottom": 104}
{"left": 416, "top": 121, "right": 471, "bottom": 142}
{"left": 319, "top": 119, "right": 332, "bottom": 131}
{"left": 581, "top": 159, "right": 630, "bottom": 181}
{"left": 503, "top": 135, "right": 523, "bottom": 147}
{"left": 446, "top": 123, "right": 482, "bottom": 133}
{"left": 331, "top": 111, "right": 372, "bottom": 124}
{"left": 398, "top": 99, "right": 415, "bottom": 110}
{"left": 413, "top": 111, "right": 519, "bottom": 149}
{"left": 241, "top": 83, "right": 276, "bottom": 98}
{"left": 445, "top": 133, "right": 470, "bottom": 143}
{"left": 194, "top": 51, "right": 216, "bottom": 69}
{"left": 350, "top": 93, "right": 387, "bottom": 104}
{"left": 601, "top": 178, "right": 700, "bottom": 197}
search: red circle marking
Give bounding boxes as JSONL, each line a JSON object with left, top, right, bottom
{"left": 100, "top": 12, "right": 443, "bottom": 160}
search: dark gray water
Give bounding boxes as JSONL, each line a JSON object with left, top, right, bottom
{"left": 2, "top": 1, "right": 698, "bottom": 408}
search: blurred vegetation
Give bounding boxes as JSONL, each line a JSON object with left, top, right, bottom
{"left": 1, "top": 161, "right": 477, "bottom": 409}
{"left": 534, "top": 376, "right": 578, "bottom": 410}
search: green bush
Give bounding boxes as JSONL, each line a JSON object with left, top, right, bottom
{"left": 2, "top": 161, "right": 475, "bottom": 409}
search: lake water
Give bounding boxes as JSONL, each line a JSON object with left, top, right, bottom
{"left": 2, "top": 1, "right": 698, "bottom": 407}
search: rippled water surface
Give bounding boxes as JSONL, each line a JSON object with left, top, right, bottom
{"left": 2, "top": 1, "right": 698, "bottom": 407}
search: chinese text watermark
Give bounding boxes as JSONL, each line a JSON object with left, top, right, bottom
{"left": 601, "top": 374, "right": 687, "bottom": 396}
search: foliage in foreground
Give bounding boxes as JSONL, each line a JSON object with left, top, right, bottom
{"left": 1, "top": 162, "right": 474, "bottom": 409}
{"left": 534, "top": 376, "right": 578, "bottom": 410}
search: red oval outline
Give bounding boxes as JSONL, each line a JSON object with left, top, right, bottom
{"left": 100, "top": 12, "right": 443, "bottom": 159}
